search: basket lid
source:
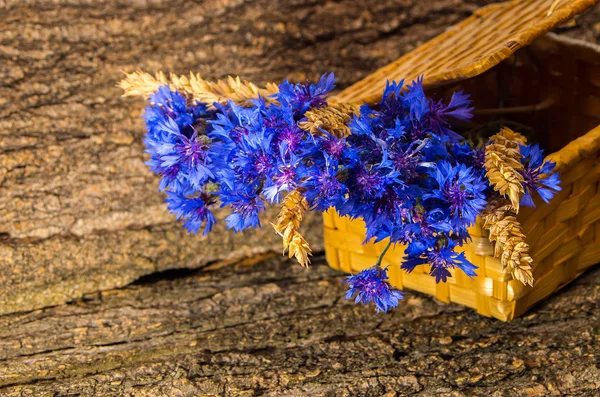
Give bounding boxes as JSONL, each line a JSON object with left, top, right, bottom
{"left": 335, "top": 0, "right": 597, "bottom": 104}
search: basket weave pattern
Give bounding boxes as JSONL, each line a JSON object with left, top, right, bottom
{"left": 324, "top": 0, "right": 600, "bottom": 321}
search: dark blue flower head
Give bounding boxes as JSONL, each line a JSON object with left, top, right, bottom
{"left": 402, "top": 76, "right": 429, "bottom": 124}
{"left": 301, "top": 156, "right": 348, "bottom": 211}
{"left": 142, "top": 85, "right": 222, "bottom": 193}
{"left": 277, "top": 73, "right": 335, "bottom": 117}
{"left": 377, "top": 79, "right": 406, "bottom": 127}
{"left": 427, "top": 247, "right": 477, "bottom": 283}
{"left": 347, "top": 163, "right": 399, "bottom": 201}
{"left": 402, "top": 242, "right": 477, "bottom": 283}
{"left": 519, "top": 144, "right": 561, "bottom": 207}
{"left": 166, "top": 191, "right": 216, "bottom": 236}
{"left": 263, "top": 147, "right": 306, "bottom": 203}
{"left": 220, "top": 184, "right": 265, "bottom": 232}
{"left": 149, "top": 85, "right": 194, "bottom": 127}
{"left": 426, "top": 90, "right": 473, "bottom": 140}
{"left": 451, "top": 141, "right": 484, "bottom": 171}
{"left": 345, "top": 266, "right": 403, "bottom": 312}
{"left": 424, "top": 161, "right": 487, "bottom": 229}
{"left": 158, "top": 120, "right": 216, "bottom": 189}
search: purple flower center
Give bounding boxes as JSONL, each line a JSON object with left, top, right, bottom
{"left": 254, "top": 153, "right": 274, "bottom": 174}
{"left": 393, "top": 154, "right": 418, "bottom": 179}
{"left": 230, "top": 126, "right": 249, "bottom": 143}
{"left": 263, "top": 117, "right": 280, "bottom": 129}
{"left": 275, "top": 167, "right": 296, "bottom": 187}
{"left": 356, "top": 170, "right": 382, "bottom": 196}
{"left": 445, "top": 184, "right": 467, "bottom": 214}
{"left": 278, "top": 127, "right": 303, "bottom": 151}
{"left": 322, "top": 139, "right": 346, "bottom": 159}
{"left": 521, "top": 167, "right": 540, "bottom": 191}
{"left": 294, "top": 85, "right": 326, "bottom": 109}
{"left": 317, "top": 172, "right": 341, "bottom": 196}
{"left": 356, "top": 278, "right": 385, "bottom": 296}
{"left": 176, "top": 135, "right": 209, "bottom": 166}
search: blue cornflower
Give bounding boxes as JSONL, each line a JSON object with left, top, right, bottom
{"left": 402, "top": 244, "right": 477, "bottom": 283}
{"left": 353, "top": 167, "right": 387, "bottom": 198}
{"left": 420, "top": 135, "right": 450, "bottom": 163}
{"left": 424, "top": 161, "right": 487, "bottom": 228}
{"left": 398, "top": 207, "right": 453, "bottom": 245}
{"left": 345, "top": 160, "right": 400, "bottom": 202}
{"left": 275, "top": 124, "right": 305, "bottom": 153}
{"left": 519, "top": 144, "right": 561, "bottom": 207}
{"left": 174, "top": 131, "right": 215, "bottom": 185}
{"left": 263, "top": 147, "right": 305, "bottom": 203}
{"left": 301, "top": 156, "right": 347, "bottom": 211}
{"left": 165, "top": 191, "right": 216, "bottom": 236}
{"left": 143, "top": 86, "right": 217, "bottom": 193}
{"left": 319, "top": 135, "right": 347, "bottom": 160}
{"left": 451, "top": 141, "right": 485, "bottom": 171}
{"left": 401, "top": 76, "right": 429, "bottom": 124}
{"left": 277, "top": 73, "right": 335, "bottom": 117}
{"left": 360, "top": 189, "right": 409, "bottom": 243}
{"left": 148, "top": 85, "right": 194, "bottom": 128}
{"left": 428, "top": 246, "right": 477, "bottom": 282}
{"left": 270, "top": 106, "right": 306, "bottom": 153}
{"left": 426, "top": 90, "right": 473, "bottom": 140}
{"left": 220, "top": 184, "right": 265, "bottom": 232}
{"left": 210, "top": 101, "right": 261, "bottom": 144}
{"left": 377, "top": 79, "right": 406, "bottom": 127}
{"left": 345, "top": 266, "right": 403, "bottom": 313}
{"left": 389, "top": 138, "right": 426, "bottom": 181}
{"left": 231, "top": 128, "right": 276, "bottom": 183}
{"left": 153, "top": 118, "right": 217, "bottom": 190}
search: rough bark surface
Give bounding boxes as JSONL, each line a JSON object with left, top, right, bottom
{"left": 1, "top": 0, "right": 600, "bottom": 395}
{"left": 0, "top": 254, "right": 599, "bottom": 396}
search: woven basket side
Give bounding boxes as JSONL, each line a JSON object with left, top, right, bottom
{"left": 333, "top": 0, "right": 597, "bottom": 105}
{"left": 513, "top": 139, "right": 600, "bottom": 317}
{"left": 323, "top": 138, "right": 600, "bottom": 321}
{"left": 323, "top": 28, "right": 600, "bottom": 321}
{"left": 323, "top": 211, "right": 521, "bottom": 321}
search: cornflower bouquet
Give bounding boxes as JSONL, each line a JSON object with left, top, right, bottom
{"left": 120, "top": 71, "right": 561, "bottom": 313}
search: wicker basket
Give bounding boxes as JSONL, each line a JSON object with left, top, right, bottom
{"left": 324, "top": 0, "right": 600, "bottom": 321}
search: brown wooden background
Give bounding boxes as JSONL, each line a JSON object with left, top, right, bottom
{"left": 0, "top": 0, "right": 599, "bottom": 395}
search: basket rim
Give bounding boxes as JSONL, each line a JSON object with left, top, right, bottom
{"left": 548, "top": 125, "right": 600, "bottom": 171}
{"left": 333, "top": 0, "right": 598, "bottom": 105}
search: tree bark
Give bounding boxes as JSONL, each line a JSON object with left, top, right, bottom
{"left": 0, "top": 0, "right": 599, "bottom": 395}
{"left": 0, "top": 254, "right": 599, "bottom": 396}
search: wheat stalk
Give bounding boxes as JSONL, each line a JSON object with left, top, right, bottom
{"left": 484, "top": 127, "right": 527, "bottom": 212}
{"left": 118, "top": 70, "right": 170, "bottom": 98}
{"left": 482, "top": 199, "right": 534, "bottom": 286}
{"left": 299, "top": 103, "right": 359, "bottom": 138}
{"left": 271, "top": 190, "right": 312, "bottom": 267}
{"left": 118, "top": 70, "right": 278, "bottom": 106}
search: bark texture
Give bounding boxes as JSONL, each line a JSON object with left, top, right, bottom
{"left": 0, "top": 254, "right": 599, "bottom": 396}
{"left": 1, "top": 0, "right": 600, "bottom": 395}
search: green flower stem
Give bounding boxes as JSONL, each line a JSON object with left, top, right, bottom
{"left": 374, "top": 240, "right": 393, "bottom": 268}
